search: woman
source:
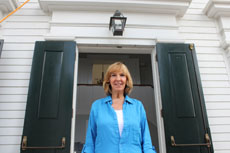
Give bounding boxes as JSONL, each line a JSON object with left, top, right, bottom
{"left": 82, "top": 62, "right": 157, "bottom": 153}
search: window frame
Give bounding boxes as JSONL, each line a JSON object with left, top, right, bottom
{"left": 0, "top": 39, "right": 4, "bottom": 58}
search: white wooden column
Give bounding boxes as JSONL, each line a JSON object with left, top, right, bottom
{"left": 0, "top": 0, "right": 19, "bottom": 35}
{"left": 204, "top": 0, "right": 230, "bottom": 69}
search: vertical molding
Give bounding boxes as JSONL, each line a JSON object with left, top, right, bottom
{"left": 0, "top": 0, "right": 19, "bottom": 30}
{"left": 204, "top": 0, "right": 230, "bottom": 78}
{"left": 70, "top": 45, "right": 79, "bottom": 153}
{"left": 151, "top": 48, "right": 167, "bottom": 153}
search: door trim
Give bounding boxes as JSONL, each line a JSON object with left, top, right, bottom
{"left": 70, "top": 47, "right": 79, "bottom": 153}
{"left": 151, "top": 47, "right": 166, "bottom": 153}
{"left": 70, "top": 42, "right": 166, "bottom": 153}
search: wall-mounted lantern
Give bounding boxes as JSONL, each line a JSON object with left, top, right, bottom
{"left": 109, "top": 10, "right": 127, "bottom": 36}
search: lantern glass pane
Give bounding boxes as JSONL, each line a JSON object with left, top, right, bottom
{"left": 114, "top": 19, "right": 122, "bottom": 30}
{"left": 115, "top": 25, "right": 122, "bottom": 30}
{"left": 114, "top": 19, "right": 122, "bottom": 25}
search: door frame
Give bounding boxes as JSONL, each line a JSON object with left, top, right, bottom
{"left": 70, "top": 42, "right": 166, "bottom": 153}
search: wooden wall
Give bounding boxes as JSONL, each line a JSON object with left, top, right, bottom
{"left": 0, "top": 0, "right": 230, "bottom": 152}
{"left": 180, "top": 0, "right": 230, "bottom": 152}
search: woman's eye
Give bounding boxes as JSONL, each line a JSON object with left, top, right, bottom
{"left": 111, "top": 74, "right": 116, "bottom": 77}
{"left": 120, "top": 74, "right": 125, "bottom": 77}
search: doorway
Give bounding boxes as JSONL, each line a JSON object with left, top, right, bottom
{"left": 74, "top": 53, "right": 159, "bottom": 153}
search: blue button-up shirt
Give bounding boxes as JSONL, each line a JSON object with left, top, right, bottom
{"left": 82, "top": 95, "right": 157, "bottom": 153}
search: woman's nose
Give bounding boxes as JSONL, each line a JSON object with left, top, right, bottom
{"left": 115, "top": 75, "right": 121, "bottom": 80}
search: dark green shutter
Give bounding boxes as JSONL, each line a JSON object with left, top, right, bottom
{"left": 157, "top": 43, "right": 214, "bottom": 153}
{"left": 21, "top": 41, "right": 76, "bottom": 153}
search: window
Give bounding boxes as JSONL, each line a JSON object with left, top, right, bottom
{"left": 0, "top": 40, "right": 3, "bottom": 58}
{"left": 92, "top": 64, "right": 110, "bottom": 85}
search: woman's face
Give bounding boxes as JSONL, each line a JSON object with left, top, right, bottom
{"left": 109, "top": 71, "right": 127, "bottom": 93}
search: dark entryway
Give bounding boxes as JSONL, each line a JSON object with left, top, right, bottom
{"left": 74, "top": 53, "right": 159, "bottom": 153}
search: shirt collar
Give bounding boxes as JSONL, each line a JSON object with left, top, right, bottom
{"left": 104, "top": 95, "right": 133, "bottom": 104}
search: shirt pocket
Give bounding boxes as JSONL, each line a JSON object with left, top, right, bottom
{"left": 131, "top": 127, "right": 142, "bottom": 146}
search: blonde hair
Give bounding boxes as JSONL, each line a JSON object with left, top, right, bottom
{"left": 103, "top": 62, "right": 133, "bottom": 95}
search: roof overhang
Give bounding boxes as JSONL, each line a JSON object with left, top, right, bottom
{"left": 39, "top": 0, "right": 192, "bottom": 17}
{"left": 0, "top": 0, "right": 19, "bottom": 13}
{"left": 203, "top": 0, "right": 230, "bottom": 54}
{"left": 204, "top": 0, "right": 230, "bottom": 18}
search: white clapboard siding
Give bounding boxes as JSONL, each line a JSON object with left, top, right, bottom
{"left": 203, "top": 88, "right": 230, "bottom": 95}
{"left": 202, "top": 81, "right": 230, "bottom": 88}
{"left": 197, "top": 54, "right": 224, "bottom": 62}
{"left": 1, "top": 51, "right": 33, "bottom": 58}
{"left": 198, "top": 62, "right": 225, "bottom": 68}
{"left": 0, "top": 128, "right": 23, "bottom": 136}
{"left": 0, "top": 80, "right": 29, "bottom": 87}
{"left": 201, "top": 74, "right": 229, "bottom": 81}
{"left": 0, "top": 103, "right": 26, "bottom": 110}
{"left": 0, "top": 0, "right": 229, "bottom": 153}
{"left": 180, "top": 1, "right": 230, "bottom": 153}
{"left": 196, "top": 47, "right": 225, "bottom": 54}
{"left": 0, "top": 88, "right": 28, "bottom": 95}
{"left": 2, "top": 44, "right": 35, "bottom": 51}
{"left": 183, "top": 33, "right": 219, "bottom": 40}
{"left": 0, "top": 73, "right": 30, "bottom": 79}
{"left": 206, "top": 103, "right": 230, "bottom": 110}
{"left": 207, "top": 110, "right": 230, "bottom": 117}
{"left": 209, "top": 117, "right": 230, "bottom": 125}
{"left": 179, "top": 20, "right": 216, "bottom": 27}
{"left": 199, "top": 68, "right": 227, "bottom": 74}
{"left": 0, "top": 145, "right": 20, "bottom": 153}
{"left": 14, "top": 9, "right": 47, "bottom": 16}
{"left": 0, "top": 119, "right": 24, "bottom": 127}
{"left": 4, "top": 22, "right": 50, "bottom": 29}
{"left": 0, "top": 95, "right": 27, "bottom": 102}
{"left": 3, "top": 36, "right": 44, "bottom": 43}
{"left": 0, "top": 136, "right": 21, "bottom": 144}
{"left": 210, "top": 125, "right": 230, "bottom": 133}
{"left": 185, "top": 40, "right": 221, "bottom": 47}
{"left": 0, "top": 66, "right": 31, "bottom": 72}
{"left": 213, "top": 142, "right": 230, "bottom": 150}
{"left": 205, "top": 95, "right": 230, "bottom": 102}
{"left": 0, "top": 59, "right": 32, "bottom": 66}
{"left": 6, "top": 16, "right": 50, "bottom": 22}
{"left": 180, "top": 27, "right": 217, "bottom": 33}
{"left": 3, "top": 29, "right": 48, "bottom": 36}
{"left": 182, "top": 14, "right": 211, "bottom": 21}
{"left": 212, "top": 133, "right": 230, "bottom": 141}
{"left": 0, "top": 0, "right": 47, "bottom": 151}
{"left": 0, "top": 111, "right": 25, "bottom": 119}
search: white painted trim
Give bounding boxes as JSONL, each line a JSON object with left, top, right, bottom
{"left": 0, "top": 0, "right": 19, "bottom": 13}
{"left": 72, "top": 39, "right": 167, "bottom": 153}
{"left": 70, "top": 47, "right": 79, "bottom": 153}
{"left": 151, "top": 48, "right": 167, "bottom": 153}
{"left": 204, "top": 0, "right": 230, "bottom": 18}
{"left": 49, "top": 22, "right": 179, "bottom": 30}
{"left": 38, "top": 0, "right": 191, "bottom": 17}
{"left": 203, "top": 0, "right": 230, "bottom": 70}
{"left": 44, "top": 35, "right": 158, "bottom": 46}
{"left": 0, "top": 11, "right": 2, "bottom": 33}
{"left": 44, "top": 36, "right": 75, "bottom": 41}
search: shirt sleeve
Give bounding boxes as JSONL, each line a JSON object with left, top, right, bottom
{"left": 81, "top": 104, "right": 96, "bottom": 153}
{"left": 140, "top": 104, "right": 157, "bottom": 153}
